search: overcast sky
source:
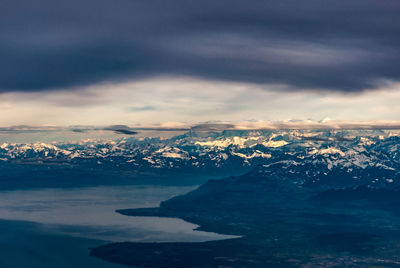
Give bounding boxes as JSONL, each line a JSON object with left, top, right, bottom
{"left": 1, "top": 0, "right": 399, "bottom": 126}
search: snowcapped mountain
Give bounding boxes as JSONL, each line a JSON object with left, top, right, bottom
{"left": 1, "top": 129, "right": 400, "bottom": 187}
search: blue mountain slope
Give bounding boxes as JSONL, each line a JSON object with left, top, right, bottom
{"left": 96, "top": 149, "right": 400, "bottom": 267}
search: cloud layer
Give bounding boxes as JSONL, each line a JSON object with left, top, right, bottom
{"left": 1, "top": 78, "right": 400, "bottom": 126}
{"left": 1, "top": 0, "right": 399, "bottom": 92}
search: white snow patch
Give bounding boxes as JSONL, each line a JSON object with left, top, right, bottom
{"left": 309, "top": 147, "right": 345, "bottom": 157}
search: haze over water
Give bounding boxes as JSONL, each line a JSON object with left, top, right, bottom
{"left": 0, "top": 185, "right": 236, "bottom": 243}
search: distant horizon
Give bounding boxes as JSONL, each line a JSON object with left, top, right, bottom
{"left": 4, "top": 119, "right": 400, "bottom": 131}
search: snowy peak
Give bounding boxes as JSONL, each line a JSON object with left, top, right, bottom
{"left": 0, "top": 129, "right": 399, "bottom": 187}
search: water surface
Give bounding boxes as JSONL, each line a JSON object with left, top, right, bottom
{"left": 0, "top": 185, "right": 237, "bottom": 267}
{"left": 0, "top": 185, "right": 236, "bottom": 242}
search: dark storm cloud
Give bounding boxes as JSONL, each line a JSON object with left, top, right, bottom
{"left": 71, "top": 128, "right": 87, "bottom": 133}
{"left": 110, "top": 129, "right": 138, "bottom": 135}
{"left": 0, "top": 0, "right": 399, "bottom": 92}
{"left": 103, "top": 125, "right": 138, "bottom": 135}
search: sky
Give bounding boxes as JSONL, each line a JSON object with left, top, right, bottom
{"left": 1, "top": 0, "right": 399, "bottom": 126}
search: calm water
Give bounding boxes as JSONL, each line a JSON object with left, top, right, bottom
{"left": 0, "top": 185, "right": 236, "bottom": 267}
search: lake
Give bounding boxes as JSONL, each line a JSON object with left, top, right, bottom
{"left": 0, "top": 185, "right": 236, "bottom": 267}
